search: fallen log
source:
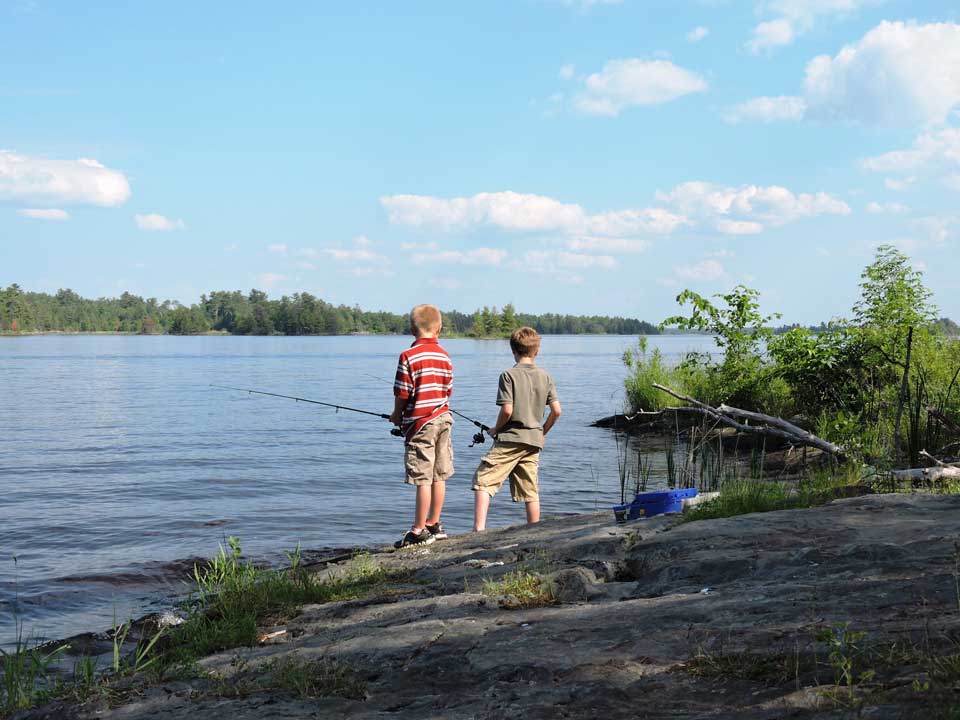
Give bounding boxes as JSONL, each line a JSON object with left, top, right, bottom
{"left": 890, "top": 466, "right": 960, "bottom": 482}
{"left": 652, "top": 383, "right": 847, "bottom": 461}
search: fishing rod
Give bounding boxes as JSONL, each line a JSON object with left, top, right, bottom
{"left": 363, "top": 373, "right": 492, "bottom": 446}
{"left": 210, "top": 384, "right": 403, "bottom": 437}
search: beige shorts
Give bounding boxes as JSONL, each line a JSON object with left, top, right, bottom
{"left": 404, "top": 413, "right": 454, "bottom": 486}
{"left": 472, "top": 441, "right": 541, "bottom": 502}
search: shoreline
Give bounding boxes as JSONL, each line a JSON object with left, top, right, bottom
{"left": 13, "top": 495, "right": 960, "bottom": 719}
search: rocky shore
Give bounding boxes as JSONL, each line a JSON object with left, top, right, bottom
{"left": 17, "top": 493, "right": 960, "bottom": 719}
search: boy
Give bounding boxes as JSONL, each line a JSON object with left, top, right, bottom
{"left": 390, "top": 304, "right": 454, "bottom": 548}
{"left": 472, "top": 326, "right": 561, "bottom": 531}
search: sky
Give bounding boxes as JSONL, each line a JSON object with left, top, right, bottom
{"left": 1, "top": 0, "right": 959, "bottom": 324}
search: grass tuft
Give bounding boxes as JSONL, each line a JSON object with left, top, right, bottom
{"left": 482, "top": 569, "right": 554, "bottom": 610}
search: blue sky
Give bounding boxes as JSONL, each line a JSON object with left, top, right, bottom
{"left": 1, "top": 0, "right": 958, "bottom": 324}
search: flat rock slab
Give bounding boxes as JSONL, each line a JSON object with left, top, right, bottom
{"left": 20, "top": 494, "right": 960, "bottom": 719}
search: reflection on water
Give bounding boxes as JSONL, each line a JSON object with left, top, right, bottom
{"left": 0, "top": 334, "right": 712, "bottom": 648}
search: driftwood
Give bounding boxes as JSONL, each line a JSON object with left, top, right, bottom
{"left": 651, "top": 384, "right": 847, "bottom": 460}
{"left": 890, "top": 449, "right": 960, "bottom": 482}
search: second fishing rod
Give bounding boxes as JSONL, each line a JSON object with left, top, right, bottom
{"left": 213, "top": 382, "right": 491, "bottom": 446}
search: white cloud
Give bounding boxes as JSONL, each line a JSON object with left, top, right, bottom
{"left": 706, "top": 249, "right": 736, "bottom": 259}
{"left": 0, "top": 151, "right": 131, "bottom": 207}
{"left": 884, "top": 177, "right": 916, "bottom": 191}
{"left": 522, "top": 250, "right": 617, "bottom": 270}
{"left": 724, "top": 95, "right": 806, "bottom": 124}
{"left": 947, "top": 175, "right": 960, "bottom": 192}
{"left": 135, "top": 213, "right": 185, "bottom": 231}
{"left": 747, "top": 18, "right": 795, "bottom": 54}
{"left": 267, "top": 243, "right": 288, "bottom": 254}
{"left": 411, "top": 248, "right": 507, "bottom": 266}
{"left": 572, "top": 58, "right": 707, "bottom": 116}
{"left": 865, "top": 201, "right": 908, "bottom": 214}
{"left": 559, "top": 63, "right": 575, "bottom": 80}
{"left": 17, "top": 208, "right": 69, "bottom": 220}
{"left": 687, "top": 26, "right": 709, "bottom": 43}
{"left": 715, "top": 219, "right": 764, "bottom": 235}
{"left": 382, "top": 190, "right": 687, "bottom": 237}
{"left": 566, "top": 236, "right": 651, "bottom": 253}
{"left": 735, "top": 21, "right": 960, "bottom": 127}
{"left": 747, "top": 0, "right": 877, "bottom": 54}
{"left": 400, "top": 241, "right": 439, "bottom": 251}
{"left": 862, "top": 129, "right": 960, "bottom": 189}
{"left": 673, "top": 259, "right": 727, "bottom": 282}
{"left": 656, "top": 181, "right": 851, "bottom": 234}
{"left": 803, "top": 21, "right": 960, "bottom": 126}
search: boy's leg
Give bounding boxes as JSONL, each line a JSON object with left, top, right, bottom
{"left": 473, "top": 490, "right": 491, "bottom": 532}
{"left": 427, "top": 481, "right": 445, "bottom": 527}
{"left": 524, "top": 500, "right": 540, "bottom": 524}
{"left": 404, "top": 426, "right": 438, "bottom": 533}
{"left": 414, "top": 484, "right": 432, "bottom": 531}
{"left": 471, "top": 442, "right": 521, "bottom": 532}
{"left": 426, "top": 415, "right": 454, "bottom": 527}
{"left": 508, "top": 448, "right": 541, "bottom": 525}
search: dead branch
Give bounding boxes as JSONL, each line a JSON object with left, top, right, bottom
{"left": 652, "top": 383, "right": 847, "bottom": 460}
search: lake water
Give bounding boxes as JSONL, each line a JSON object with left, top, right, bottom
{"left": 0, "top": 334, "right": 713, "bottom": 649}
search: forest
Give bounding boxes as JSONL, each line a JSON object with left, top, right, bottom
{"left": 0, "top": 286, "right": 658, "bottom": 337}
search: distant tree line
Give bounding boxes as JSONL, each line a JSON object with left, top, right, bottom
{"left": 0, "top": 285, "right": 660, "bottom": 337}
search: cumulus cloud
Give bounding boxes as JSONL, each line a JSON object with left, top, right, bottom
{"left": 572, "top": 58, "right": 707, "bottom": 116}
{"left": 884, "top": 177, "right": 916, "bottom": 191}
{"left": 656, "top": 181, "right": 851, "bottom": 234}
{"left": 687, "top": 26, "right": 710, "bottom": 43}
{"left": 0, "top": 151, "right": 131, "bottom": 207}
{"left": 673, "top": 259, "right": 727, "bottom": 282}
{"left": 865, "top": 201, "right": 909, "bottom": 214}
{"left": 381, "top": 191, "right": 687, "bottom": 237}
{"left": 17, "top": 208, "right": 69, "bottom": 220}
{"left": 135, "top": 213, "right": 185, "bottom": 231}
{"left": 724, "top": 95, "right": 806, "bottom": 124}
{"left": 862, "top": 129, "right": 960, "bottom": 187}
{"left": 410, "top": 248, "right": 507, "bottom": 266}
{"left": 267, "top": 243, "right": 288, "bottom": 254}
{"left": 566, "top": 236, "right": 651, "bottom": 253}
{"left": 522, "top": 250, "right": 617, "bottom": 270}
{"left": 735, "top": 21, "right": 960, "bottom": 127}
{"left": 559, "top": 63, "right": 575, "bottom": 80}
{"left": 747, "top": 0, "right": 877, "bottom": 54}
{"left": 804, "top": 21, "right": 960, "bottom": 126}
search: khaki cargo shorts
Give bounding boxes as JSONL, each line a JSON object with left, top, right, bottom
{"left": 472, "top": 441, "right": 540, "bottom": 502}
{"left": 404, "top": 413, "right": 454, "bottom": 486}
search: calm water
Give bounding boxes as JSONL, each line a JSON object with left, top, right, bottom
{"left": 0, "top": 334, "right": 712, "bottom": 648}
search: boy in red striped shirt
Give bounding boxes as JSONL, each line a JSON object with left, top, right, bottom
{"left": 389, "top": 304, "right": 454, "bottom": 548}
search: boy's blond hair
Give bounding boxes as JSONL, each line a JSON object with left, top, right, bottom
{"left": 410, "top": 304, "right": 442, "bottom": 335}
{"left": 510, "top": 326, "right": 541, "bottom": 357}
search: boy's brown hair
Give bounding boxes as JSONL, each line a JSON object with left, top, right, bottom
{"left": 510, "top": 326, "right": 541, "bottom": 357}
{"left": 410, "top": 304, "right": 442, "bottom": 336}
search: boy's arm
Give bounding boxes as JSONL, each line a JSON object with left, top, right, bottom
{"left": 543, "top": 400, "right": 562, "bottom": 438}
{"left": 389, "top": 395, "right": 407, "bottom": 426}
{"left": 490, "top": 403, "right": 513, "bottom": 437}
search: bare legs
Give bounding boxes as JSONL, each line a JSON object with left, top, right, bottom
{"left": 473, "top": 491, "right": 540, "bottom": 532}
{"left": 414, "top": 481, "right": 446, "bottom": 531}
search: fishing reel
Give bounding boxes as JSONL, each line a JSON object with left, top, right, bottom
{"left": 390, "top": 428, "right": 403, "bottom": 437}
{"left": 469, "top": 427, "right": 489, "bottom": 447}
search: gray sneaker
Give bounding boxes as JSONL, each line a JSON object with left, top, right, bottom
{"left": 426, "top": 522, "right": 448, "bottom": 540}
{"left": 394, "top": 528, "right": 436, "bottom": 549}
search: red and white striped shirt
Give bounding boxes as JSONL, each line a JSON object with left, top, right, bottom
{"left": 394, "top": 337, "right": 453, "bottom": 441}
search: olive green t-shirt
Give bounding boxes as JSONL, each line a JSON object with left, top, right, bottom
{"left": 495, "top": 362, "right": 559, "bottom": 449}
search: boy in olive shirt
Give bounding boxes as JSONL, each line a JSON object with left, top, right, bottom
{"left": 472, "top": 326, "right": 562, "bottom": 531}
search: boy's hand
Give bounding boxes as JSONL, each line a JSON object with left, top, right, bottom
{"left": 389, "top": 409, "right": 401, "bottom": 426}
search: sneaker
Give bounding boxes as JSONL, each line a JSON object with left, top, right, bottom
{"left": 426, "top": 522, "right": 448, "bottom": 540}
{"left": 394, "top": 528, "right": 436, "bottom": 549}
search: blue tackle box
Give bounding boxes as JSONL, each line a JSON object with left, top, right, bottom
{"left": 612, "top": 488, "right": 698, "bottom": 522}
